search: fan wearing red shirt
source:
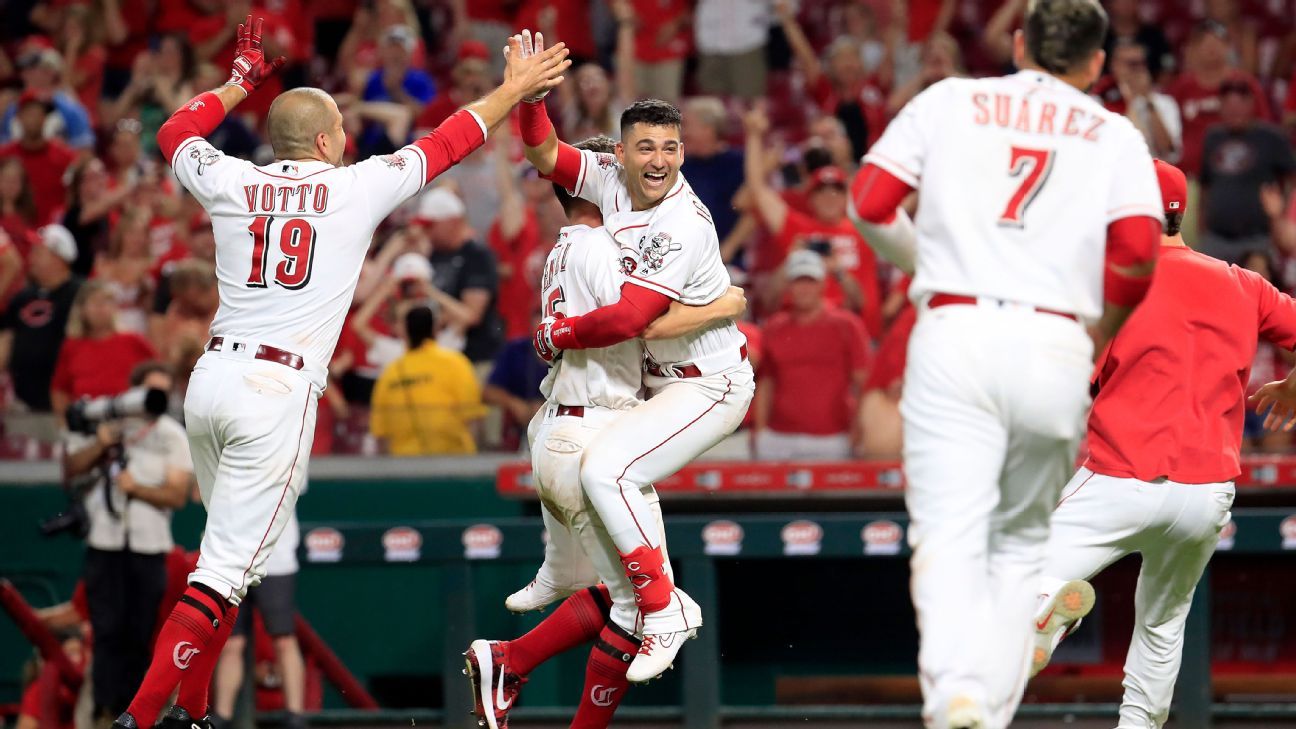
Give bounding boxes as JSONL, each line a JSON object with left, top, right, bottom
{"left": 50, "top": 280, "right": 157, "bottom": 418}
{"left": 743, "top": 108, "right": 882, "bottom": 337}
{"left": 1030, "top": 160, "right": 1294, "bottom": 727}
{"left": 753, "top": 250, "right": 870, "bottom": 461}
{"left": 1166, "top": 21, "right": 1271, "bottom": 177}
{"left": 0, "top": 94, "right": 78, "bottom": 226}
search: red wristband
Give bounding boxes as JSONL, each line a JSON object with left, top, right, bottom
{"left": 549, "top": 317, "right": 581, "bottom": 349}
{"left": 519, "top": 100, "right": 555, "bottom": 148}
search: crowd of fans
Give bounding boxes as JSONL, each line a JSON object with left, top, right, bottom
{"left": 3, "top": 0, "right": 1296, "bottom": 460}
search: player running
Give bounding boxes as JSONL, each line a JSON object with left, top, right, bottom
{"left": 513, "top": 31, "right": 755, "bottom": 683}
{"left": 465, "top": 136, "right": 745, "bottom": 729}
{"left": 112, "top": 20, "right": 570, "bottom": 729}
{"left": 847, "top": 1, "right": 1162, "bottom": 726}
{"left": 1030, "top": 160, "right": 1296, "bottom": 727}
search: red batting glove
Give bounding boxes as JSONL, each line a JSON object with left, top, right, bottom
{"left": 227, "top": 16, "right": 287, "bottom": 95}
{"left": 533, "top": 316, "right": 578, "bottom": 364}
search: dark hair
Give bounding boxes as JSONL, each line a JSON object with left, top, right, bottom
{"left": 129, "top": 360, "right": 172, "bottom": 387}
{"left": 1164, "top": 211, "right": 1183, "bottom": 237}
{"left": 0, "top": 157, "right": 38, "bottom": 223}
{"left": 1023, "top": 0, "right": 1109, "bottom": 75}
{"left": 406, "top": 305, "right": 436, "bottom": 347}
{"left": 619, "top": 99, "right": 682, "bottom": 137}
{"left": 553, "top": 135, "right": 617, "bottom": 217}
{"left": 802, "top": 146, "right": 834, "bottom": 173}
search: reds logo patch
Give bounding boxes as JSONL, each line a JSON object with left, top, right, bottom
{"left": 595, "top": 153, "right": 616, "bottom": 169}
{"left": 620, "top": 256, "right": 637, "bottom": 276}
{"left": 190, "top": 147, "right": 223, "bottom": 176}
{"left": 380, "top": 154, "right": 408, "bottom": 170}
{"left": 639, "top": 232, "right": 681, "bottom": 273}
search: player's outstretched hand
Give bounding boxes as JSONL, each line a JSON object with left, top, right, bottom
{"left": 226, "top": 16, "right": 287, "bottom": 95}
{"left": 1249, "top": 377, "right": 1296, "bottom": 432}
{"left": 503, "top": 30, "right": 569, "bottom": 103}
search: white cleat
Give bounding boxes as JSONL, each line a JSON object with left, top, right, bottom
{"left": 504, "top": 579, "right": 574, "bottom": 614}
{"left": 626, "top": 588, "right": 702, "bottom": 683}
{"left": 945, "top": 695, "right": 986, "bottom": 729}
{"left": 1031, "top": 579, "right": 1096, "bottom": 677}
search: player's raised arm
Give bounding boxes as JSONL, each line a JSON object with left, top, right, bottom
{"left": 506, "top": 30, "right": 587, "bottom": 188}
{"left": 157, "top": 16, "right": 285, "bottom": 165}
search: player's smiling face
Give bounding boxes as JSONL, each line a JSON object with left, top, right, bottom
{"left": 617, "top": 123, "right": 683, "bottom": 211}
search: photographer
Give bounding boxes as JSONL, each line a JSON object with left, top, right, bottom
{"left": 62, "top": 361, "right": 193, "bottom": 721}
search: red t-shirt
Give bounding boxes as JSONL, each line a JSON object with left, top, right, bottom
{"left": 50, "top": 332, "right": 157, "bottom": 400}
{"left": 1167, "top": 71, "right": 1272, "bottom": 177}
{"left": 809, "top": 75, "right": 889, "bottom": 151}
{"left": 0, "top": 141, "right": 77, "bottom": 226}
{"left": 766, "top": 208, "right": 883, "bottom": 338}
{"left": 105, "top": 0, "right": 152, "bottom": 69}
{"left": 516, "top": 0, "right": 595, "bottom": 60}
{"left": 1087, "top": 245, "right": 1296, "bottom": 483}
{"left": 414, "top": 94, "right": 462, "bottom": 134}
{"left": 633, "top": 0, "right": 691, "bottom": 63}
{"left": 488, "top": 210, "right": 544, "bottom": 340}
{"left": 467, "top": 0, "right": 514, "bottom": 22}
{"left": 761, "top": 306, "right": 871, "bottom": 435}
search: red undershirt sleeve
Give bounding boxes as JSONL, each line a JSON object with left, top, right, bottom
{"left": 157, "top": 92, "right": 227, "bottom": 164}
{"left": 550, "top": 282, "right": 673, "bottom": 349}
{"left": 849, "top": 164, "right": 915, "bottom": 224}
{"left": 1104, "top": 216, "right": 1161, "bottom": 307}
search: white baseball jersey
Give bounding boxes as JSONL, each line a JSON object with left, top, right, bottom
{"left": 865, "top": 70, "right": 1163, "bottom": 320}
{"left": 168, "top": 112, "right": 488, "bottom": 386}
{"left": 538, "top": 224, "right": 644, "bottom": 410}
{"left": 567, "top": 149, "right": 747, "bottom": 371}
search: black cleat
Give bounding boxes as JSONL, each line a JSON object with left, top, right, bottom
{"left": 153, "top": 706, "right": 210, "bottom": 729}
{"left": 112, "top": 713, "right": 140, "bottom": 729}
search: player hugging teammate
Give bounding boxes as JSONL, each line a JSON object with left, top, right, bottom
{"left": 465, "top": 30, "right": 755, "bottom": 729}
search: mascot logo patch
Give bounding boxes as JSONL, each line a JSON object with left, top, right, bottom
{"left": 639, "top": 232, "right": 680, "bottom": 273}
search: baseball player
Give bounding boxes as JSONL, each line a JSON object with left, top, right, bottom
{"left": 1030, "top": 160, "right": 1296, "bottom": 727}
{"left": 111, "top": 20, "right": 571, "bottom": 729}
{"left": 846, "top": 1, "right": 1163, "bottom": 727}
{"left": 514, "top": 31, "right": 755, "bottom": 683}
{"left": 467, "top": 135, "right": 744, "bottom": 729}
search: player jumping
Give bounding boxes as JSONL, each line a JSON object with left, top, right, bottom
{"left": 1030, "top": 160, "right": 1296, "bottom": 727}
{"left": 112, "top": 20, "right": 570, "bottom": 729}
{"left": 465, "top": 136, "right": 745, "bottom": 729}
{"left": 847, "top": 0, "right": 1163, "bottom": 726}
{"left": 512, "top": 31, "right": 755, "bottom": 683}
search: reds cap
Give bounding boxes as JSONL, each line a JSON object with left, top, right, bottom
{"left": 38, "top": 224, "right": 77, "bottom": 264}
{"left": 1153, "top": 159, "right": 1187, "bottom": 216}
{"left": 414, "top": 187, "right": 466, "bottom": 223}
{"left": 392, "top": 252, "right": 434, "bottom": 282}
{"left": 809, "top": 165, "right": 848, "bottom": 191}
{"left": 784, "top": 249, "right": 826, "bottom": 281}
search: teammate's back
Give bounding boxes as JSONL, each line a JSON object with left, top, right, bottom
{"left": 163, "top": 89, "right": 487, "bottom": 380}
{"left": 1089, "top": 245, "right": 1296, "bottom": 482}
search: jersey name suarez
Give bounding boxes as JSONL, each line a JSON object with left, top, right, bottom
{"left": 865, "top": 70, "right": 1163, "bottom": 320}
{"left": 538, "top": 224, "right": 644, "bottom": 411}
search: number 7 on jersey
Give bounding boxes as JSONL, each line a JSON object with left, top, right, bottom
{"left": 998, "top": 146, "right": 1055, "bottom": 228}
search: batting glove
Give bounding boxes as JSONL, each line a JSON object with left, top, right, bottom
{"left": 509, "top": 29, "right": 551, "bottom": 103}
{"left": 227, "top": 16, "right": 287, "bottom": 95}
{"left": 533, "top": 316, "right": 572, "bottom": 364}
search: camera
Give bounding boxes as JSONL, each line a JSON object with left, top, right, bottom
{"left": 806, "top": 238, "right": 833, "bottom": 257}
{"left": 65, "top": 387, "right": 168, "bottom": 435}
{"left": 39, "top": 499, "right": 89, "bottom": 538}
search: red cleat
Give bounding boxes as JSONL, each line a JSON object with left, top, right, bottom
{"left": 464, "top": 639, "right": 526, "bottom": 729}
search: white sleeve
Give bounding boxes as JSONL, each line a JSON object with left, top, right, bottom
{"left": 350, "top": 145, "right": 440, "bottom": 225}
{"left": 169, "top": 137, "right": 252, "bottom": 206}
{"left": 569, "top": 149, "right": 625, "bottom": 212}
{"left": 623, "top": 220, "right": 699, "bottom": 302}
{"left": 1107, "top": 126, "right": 1164, "bottom": 223}
{"left": 862, "top": 81, "right": 946, "bottom": 187}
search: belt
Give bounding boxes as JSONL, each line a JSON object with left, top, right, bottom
{"left": 555, "top": 405, "right": 585, "bottom": 418}
{"left": 928, "top": 293, "right": 1078, "bottom": 322}
{"left": 206, "top": 336, "right": 305, "bottom": 371}
{"left": 646, "top": 344, "right": 748, "bottom": 379}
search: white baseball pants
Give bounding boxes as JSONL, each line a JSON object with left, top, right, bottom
{"left": 900, "top": 303, "right": 1093, "bottom": 729}
{"left": 1040, "top": 468, "right": 1235, "bottom": 729}
{"left": 185, "top": 346, "right": 320, "bottom": 604}
{"left": 529, "top": 403, "right": 671, "bottom": 633}
{"left": 579, "top": 365, "right": 755, "bottom": 555}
